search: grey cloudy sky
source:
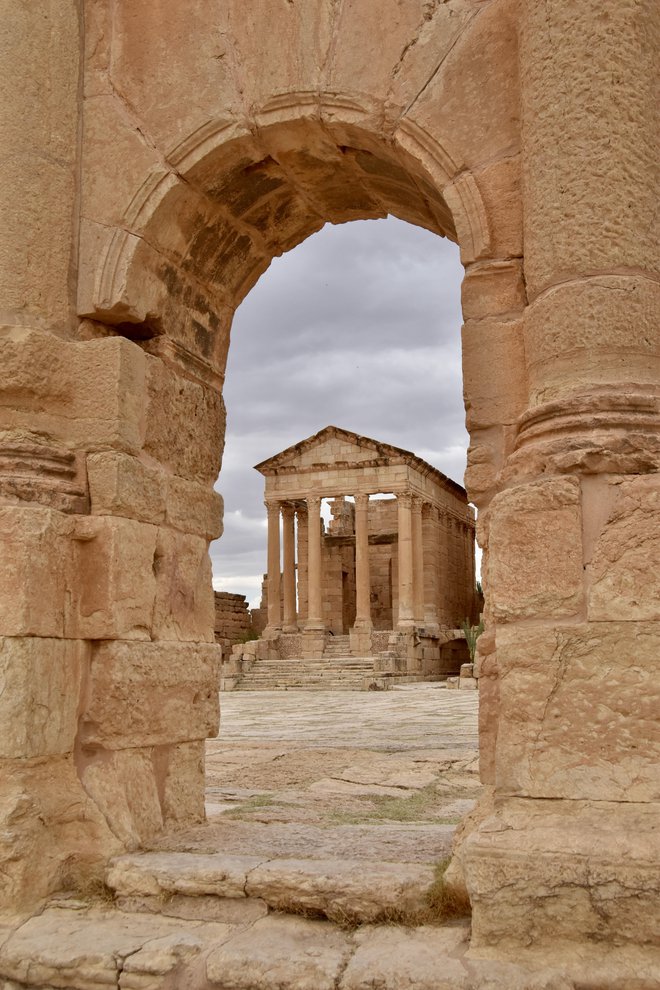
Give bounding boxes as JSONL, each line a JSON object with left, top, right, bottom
{"left": 210, "top": 216, "right": 467, "bottom": 607}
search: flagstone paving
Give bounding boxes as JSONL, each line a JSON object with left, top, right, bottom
{"left": 2, "top": 687, "right": 653, "bottom": 988}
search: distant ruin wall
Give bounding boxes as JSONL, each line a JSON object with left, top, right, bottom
{"left": 214, "top": 592, "right": 252, "bottom": 650}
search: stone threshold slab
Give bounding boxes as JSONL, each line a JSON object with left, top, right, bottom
{"left": 106, "top": 851, "right": 435, "bottom": 924}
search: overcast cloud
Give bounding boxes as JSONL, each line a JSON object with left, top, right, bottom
{"left": 211, "top": 217, "right": 467, "bottom": 607}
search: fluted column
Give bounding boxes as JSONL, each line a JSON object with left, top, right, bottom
{"left": 296, "top": 505, "right": 308, "bottom": 622}
{"left": 412, "top": 496, "right": 424, "bottom": 625}
{"left": 306, "top": 495, "right": 324, "bottom": 630}
{"left": 423, "top": 503, "right": 439, "bottom": 628}
{"left": 353, "top": 494, "right": 372, "bottom": 629}
{"left": 265, "top": 501, "right": 281, "bottom": 632}
{"left": 397, "top": 492, "right": 414, "bottom": 628}
{"left": 281, "top": 504, "right": 297, "bottom": 632}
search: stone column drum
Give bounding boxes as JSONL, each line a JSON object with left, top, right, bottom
{"left": 396, "top": 492, "right": 415, "bottom": 628}
{"left": 265, "top": 501, "right": 282, "bottom": 634}
{"left": 463, "top": 0, "right": 660, "bottom": 952}
{"left": 281, "top": 504, "right": 298, "bottom": 632}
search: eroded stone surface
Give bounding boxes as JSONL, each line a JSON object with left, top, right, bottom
{"left": 205, "top": 914, "right": 352, "bottom": 990}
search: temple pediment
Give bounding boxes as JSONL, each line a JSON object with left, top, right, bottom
{"left": 255, "top": 426, "right": 462, "bottom": 498}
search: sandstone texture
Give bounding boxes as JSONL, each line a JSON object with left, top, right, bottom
{"left": 1, "top": 0, "right": 658, "bottom": 980}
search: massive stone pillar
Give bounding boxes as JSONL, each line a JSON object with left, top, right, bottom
{"left": 305, "top": 495, "right": 324, "bottom": 631}
{"left": 396, "top": 493, "right": 414, "bottom": 628}
{"left": 265, "top": 501, "right": 282, "bottom": 633}
{"left": 350, "top": 493, "right": 372, "bottom": 656}
{"left": 422, "top": 504, "right": 439, "bottom": 629}
{"left": 464, "top": 0, "right": 660, "bottom": 956}
{"left": 411, "top": 496, "right": 425, "bottom": 625}
{"left": 281, "top": 504, "right": 297, "bottom": 632}
{"left": 353, "top": 494, "right": 372, "bottom": 629}
{"left": 0, "top": 0, "right": 126, "bottom": 914}
{"left": 296, "top": 505, "right": 308, "bottom": 623}
{"left": 0, "top": 0, "right": 80, "bottom": 335}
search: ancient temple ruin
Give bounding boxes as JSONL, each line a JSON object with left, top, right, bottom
{"left": 249, "top": 426, "right": 477, "bottom": 676}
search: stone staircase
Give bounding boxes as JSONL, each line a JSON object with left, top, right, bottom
{"left": 323, "top": 633, "right": 351, "bottom": 657}
{"left": 232, "top": 656, "right": 379, "bottom": 691}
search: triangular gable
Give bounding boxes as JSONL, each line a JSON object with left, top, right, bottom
{"left": 254, "top": 425, "right": 466, "bottom": 499}
{"left": 254, "top": 425, "right": 405, "bottom": 472}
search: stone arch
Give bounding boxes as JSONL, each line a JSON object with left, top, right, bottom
{"left": 79, "top": 94, "right": 526, "bottom": 510}
{"left": 2, "top": 0, "right": 657, "bottom": 967}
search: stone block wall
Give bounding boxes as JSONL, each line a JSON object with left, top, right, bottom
{"left": 213, "top": 591, "right": 252, "bottom": 651}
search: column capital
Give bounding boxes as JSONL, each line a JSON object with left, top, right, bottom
{"left": 397, "top": 491, "right": 413, "bottom": 509}
{"left": 411, "top": 494, "right": 423, "bottom": 514}
{"left": 265, "top": 499, "right": 281, "bottom": 514}
{"left": 354, "top": 493, "right": 370, "bottom": 510}
{"left": 306, "top": 494, "right": 322, "bottom": 511}
{"left": 281, "top": 503, "right": 295, "bottom": 520}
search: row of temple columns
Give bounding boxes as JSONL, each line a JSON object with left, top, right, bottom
{"left": 265, "top": 491, "right": 431, "bottom": 634}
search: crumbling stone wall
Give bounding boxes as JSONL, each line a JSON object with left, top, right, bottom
{"left": 213, "top": 591, "right": 252, "bottom": 651}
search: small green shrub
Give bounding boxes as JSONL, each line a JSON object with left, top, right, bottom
{"left": 460, "top": 618, "right": 484, "bottom": 663}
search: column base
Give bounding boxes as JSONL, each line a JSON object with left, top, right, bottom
{"left": 349, "top": 625, "right": 372, "bottom": 657}
{"left": 282, "top": 623, "right": 299, "bottom": 633}
{"left": 464, "top": 796, "right": 659, "bottom": 953}
{"left": 262, "top": 626, "right": 282, "bottom": 640}
{"left": 301, "top": 627, "right": 325, "bottom": 660}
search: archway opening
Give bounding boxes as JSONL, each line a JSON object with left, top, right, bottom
{"left": 203, "top": 215, "right": 482, "bottom": 872}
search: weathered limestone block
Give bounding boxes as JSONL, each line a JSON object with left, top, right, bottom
{"left": 0, "top": 755, "right": 121, "bottom": 914}
{"left": 401, "top": 0, "right": 519, "bottom": 176}
{"left": 244, "top": 858, "right": 433, "bottom": 923}
{"left": 521, "top": 0, "right": 659, "bottom": 298}
{"left": 466, "top": 798, "right": 660, "bottom": 951}
{"left": 462, "top": 317, "right": 527, "bottom": 431}
{"left": 80, "top": 640, "right": 220, "bottom": 749}
{"left": 110, "top": 1, "right": 243, "bottom": 151}
{"left": 107, "top": 851, "right": 263, "bottom": 900}
{"left": 1, "top": 328, "right": 147, "bottom": 455}
{"left": 87, "top": 451, "right": 166, "bottom": 525}
{"left": 341, "top": 924, "right": 469, "bottom": 990}
{"left": 524, "top": 276, "right": 660, "bottom": 405}
{"left": 382, "top": 2, "right": 476, "bottom": 119}
{"left": 472, "top": 155, "right": 523, "bottom": 260}
{"left": 0, "top": 637, "right": 86, "bottom": 759}
{"left": 0, "top": 907, "right": 232, "bottom": 990}
{"left": 160, "top": 741, "right": 206, "bottom": 828}
{"left": 67, "top": 515, "right": 158, "bottom": 640}
{"left": 80, "top": 747, "right": 164, "bottom": 849}
{"left": 588, "top": 475, "right": 660, "bottom": 622}
{"left": 205, "top": 914, "right": 351, "bottom": 990}
{"left": 0, "top": 0, "right": 80, "bottom": 332}
{"left": 144, "top": 356, "right": 225, "bottom": 484}
{"left": 475, "top": 638, "right": 498, "bottom": 786}
{"left": 81, "top": 93, "right": 166, "bottom": 231}
{"left": 166, "top": 475, "right": 223, "bottom": 540}
{"left": 495, "top": 622, "right": 660, "bottom": 802}
{"left": 152, "top": 527, "right": 215, "bottom": 642}
{"left": 488, "top": 477, "right": 584, "bottom": 621}
{"left": 0, "top": 506, "right": 70, "bottom": 637}
{"left": 461, "top": 260, "right": 525, "bottom": 321}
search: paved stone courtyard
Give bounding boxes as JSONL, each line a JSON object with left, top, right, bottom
{"left": 143, "top": 685, "right": 483, "bottom": 871}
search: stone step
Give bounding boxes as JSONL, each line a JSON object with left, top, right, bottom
{"left": 106, "top": 850, "right": 435, "bottom": 926}
{"left": 234, "top": 657, "right": 379, "bottom": 691}
{"left": 1, "top": 903, "right": 648, "bottom": 990}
